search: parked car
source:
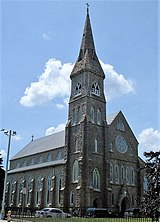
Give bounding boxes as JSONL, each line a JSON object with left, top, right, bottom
{"left": 35, "top": 208, "right": 54, "bottom": 217}
{"left": 85, "top": 208, "right": 116, "bottom": 218}
{"left": 35, "top": 207, "right": 71, "bottom": 218}
{"left": 124, "top": 208, "right": 141, "bottom": 218}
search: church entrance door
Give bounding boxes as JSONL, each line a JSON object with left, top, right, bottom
{"left": 93, "top": 198, "right": 100, "bottom": 208}
{"left": 120, "top": 197, "right": 130, "bottom": 216}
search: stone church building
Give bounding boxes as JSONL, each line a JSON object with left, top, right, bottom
{"left": 7, "top": 8, "right": 145, "bottom": 215}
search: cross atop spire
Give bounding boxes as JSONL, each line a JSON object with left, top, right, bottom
{"left": 86, "top": 2, "right": 89, "bottom": 13}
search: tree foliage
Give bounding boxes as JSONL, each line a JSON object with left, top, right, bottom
{"left": 140, "top": 151, "right": 160, "bottom": 221}
{"left": 0, "top": 151, "right": 3, "bottom": 169}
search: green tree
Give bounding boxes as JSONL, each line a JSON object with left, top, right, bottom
{"left": 0, "top": 151, "right": 3, "bottom": 169}
{"left": 0, "top": 151, "right": 4, "bottom": 209}
{"left": 140, "top": 151, "right": 160, "bottom": 222}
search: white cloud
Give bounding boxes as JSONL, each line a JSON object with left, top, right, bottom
{"left": 45, "top": 123, "right": 66, "bottom": 136}
{"left": 20, "top": 59, "right": 73, "bottom": 107}
{"left": 100, "top": 61, "right": 134, "bottom": 100}
{"left": 13, "top": 134, "right": 22, "bottom": 141}
{"left": 138, "top": 128, "right": 160, "bottom": 155}
{"left": 20, "top": 58, "right": 134, "bottom": 107}
{"left": 56, "top": 103, "right": 65, "bottom": 109}
{"left": 42, "top": 33, "right": 51, "bottom": 40}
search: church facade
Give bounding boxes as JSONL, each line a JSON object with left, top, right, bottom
{"left": 7, "top": 9, "right": 145, "bottom": 215}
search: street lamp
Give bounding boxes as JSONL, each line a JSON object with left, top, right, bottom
{"left": 0, "top": 129, "right": 16, "bottom": 220}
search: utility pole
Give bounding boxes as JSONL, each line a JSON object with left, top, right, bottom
{"left": 0, "top": 129, "right": 16, "bottom": 219}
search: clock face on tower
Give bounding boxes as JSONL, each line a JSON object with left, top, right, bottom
{"left": 115, "top": 135, "right": 128, "bottom": 153}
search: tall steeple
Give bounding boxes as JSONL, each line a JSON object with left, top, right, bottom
{"left": 70, "top": 6, "right": 105, "bottom": 79}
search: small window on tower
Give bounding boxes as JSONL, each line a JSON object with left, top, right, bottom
{"left": 91, "top": 106, "right": 95, "bottom": 123}
{"left": 72, "top": 109, "right": 76, "bottom": 125}
{"left": 75, "top": 82, "right": 82, "bottom": 95}
{"left": 97, "top": 109, "right": 102, "bottom": 125}
{"left": 78, "top": 106, "right": 82, "bottom": 123}
{"left": 94, "top": 139, "right": 98, "bottom": 152}
{"left": 91, "top": 82, "right": 100, "bottom": 96}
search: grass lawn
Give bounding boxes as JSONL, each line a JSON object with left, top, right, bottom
{"left": 13, "top": 217, "right": 156, "bottom": 222}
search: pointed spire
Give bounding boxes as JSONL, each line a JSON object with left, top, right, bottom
{"left": 80, "top": 4, "right": 95, "bottom": 53}
{"left": 70, "top": 5, "right": 105, "bottom": 79}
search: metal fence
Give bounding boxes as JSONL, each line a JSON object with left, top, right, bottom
{"left": 4, "top": 207, "right": 160, "bottom": 222}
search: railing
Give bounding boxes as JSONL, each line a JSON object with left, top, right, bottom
{"left": 4, "top": 207, "right": 159, "bottom": 222}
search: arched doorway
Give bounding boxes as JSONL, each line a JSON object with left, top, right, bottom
{"left": 121, "top": 197, "right": 130, "bottom": 216}
{"left": 93, "top": 198, "right": 100, "bottom": 208}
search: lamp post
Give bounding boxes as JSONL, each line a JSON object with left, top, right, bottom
{"left": 0, "top": 129, "right": 16, "bottom": 220}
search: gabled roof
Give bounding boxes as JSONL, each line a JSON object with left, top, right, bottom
{"left": 107, "top": 111, "right": 139, "bottom": 144}
{"left": 11, "top": 130, "right": 65, "bottom": 160}
{"left": 107, "top": 112, "right": 119, "bottom": 125}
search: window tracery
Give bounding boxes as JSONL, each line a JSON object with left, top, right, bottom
{"left": 75, "top": 82, "right": 82, "bottom": 95}
{"left": 72, "top": 160, "right": 78, "bottom": 182}
{"left": 93, "top": 168, "right": 100, "bottom": 189}
{"left": 97, "top": 109, "right": 102, "bottom": 125}
{"left": 91, "top": 107, "right": 95, "bottom": 123}
{"left": 91, "top": 82, "right": 100, "bottom": 96}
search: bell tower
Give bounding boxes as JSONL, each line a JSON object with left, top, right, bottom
{"left": 64, "top": 6, "right": 107, "bottom": 211}
{"left": 68, "top": 6, "right": 106, "bottom": 122}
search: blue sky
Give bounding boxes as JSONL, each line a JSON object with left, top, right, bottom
{"left": 0, "top": 0, "right": 159, "bottom": 167}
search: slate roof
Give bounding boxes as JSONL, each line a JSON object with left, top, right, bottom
{"left": 11, "top": 130, "right": 65, "bottom": 160}
{"left": 8, "top": 159, "right": 66, "bottom": 174}
{"left": 107, "top": 112, "right": 119, "bottom": 125}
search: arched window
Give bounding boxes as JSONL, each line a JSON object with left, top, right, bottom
{"left": 91, "top": 107, "right": 95, "bottom": 123}
{"left": 117, "top": 119, "right": 125, "bottom": 131}
{"left": 58, "top": 172, "right": 63, "bottom": 205}
{"left": 121, "top": 165, "right": 125, "bottom": 183}
{"left": 10, "top": 179, "right": 14, "bottom": 206}
{"left": 115, "top": 165, "right": 119, "bottom": 183}
{"left": 18, "top": 177, "right": 23, "bottom": 206}
{"left": 23, "top": 160, "right": 27, "bottom": 167}
{"left": 131, "top": 167, "right": 135, "bottom": 185}
{"left": 56, "top": 151, "right": 62, "bottom": 160}
{"left": 93, "top": 168, "right": 100, "bottom": 189}
{"left": 16, "top": 162, "right": 20, "bottom": 168}
{"left": 72, "top": 160, "right": 78, "bottom": 182}
{"left": 46, "top": 173, "right": 52, "bottom": 205}
{"left": 112, "top": 194, "right": 114, "bottom": 205}
{"left": 110, "top": 163, "right": 114, "bottom": 183}
{"left": 72, "top": 109, "right": 76, "bottom": 125}
{"left": 110, "top": 142, "right": 113, "bottom": 152}
{"left": 26, "top": 176, "right": 32, "bottom": 206}
{"left": 92, "top": 82, "right": 100, "bottom": 96}
{"left": 78, "top": 106, "right": 82, "bottom": 123}
{"left": 38, "top": 156, "right": 43, "bottom": 163}
{"left": 70, "top": 191, "right": 74, "bottom": 205}
{"left": 126, "top": 167, "right": 130, "bottom": 184}
{"left": 94, "top": 139, "right": 98, "bottom": 152}
{"left": 143, "top": 176, "right": 148, "bottom": 192}
{"left": 75, "top": 82, "right": 82, "bottom": 95}
{"left": 31, "top": 158, "right": 34, "bottom": 165}
{"left": 97, "top": 109, "right": 102, "bottom": 125}
{"left": 130, "top": 147, "right": 133, "bottom": 156}
{"left": 36, "top": 175, "right": 42, "bottom": 206}
{"left": 47, "top": 153, "right": 52, "bottom": 162}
